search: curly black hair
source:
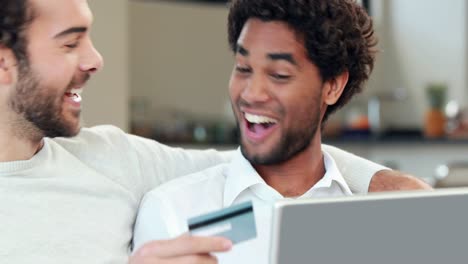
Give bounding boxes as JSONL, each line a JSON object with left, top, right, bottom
{"left": 0, "top": 0, "right": 35, "bottom": 64}
{"left": 228, "top": 0, "right": 377, "bottom": 121}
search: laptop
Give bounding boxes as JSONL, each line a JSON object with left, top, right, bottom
{"left": 269, "top": 188, "right": 468, "bottom": 264}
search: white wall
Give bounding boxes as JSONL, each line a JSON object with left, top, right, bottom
{"left": 82, "top": 0, "right": 129, "bottom": 131}
{"left": 130, "top": 1, "right": 234, "bottom": 122}
{"left": 466, "top": 2, "right": 468, "bottom": 102}
{"left": 373, "top": 0, "right": 467, "bottom": 128}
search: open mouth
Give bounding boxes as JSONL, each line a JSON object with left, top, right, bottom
{"left": 64, "top": 88, "right": 83, "bottom": 103}
{"left": 244, "top": 112, "right": 279, "bottom": 139}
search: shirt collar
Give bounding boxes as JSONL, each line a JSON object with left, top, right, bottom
{"left": 223, "top": 148, "right": 352, "bottom": 206}
{"left": 224, "top": 148, "right": 268, "bottom": 206}
{"left": 303, "top": 150, "right": 353, "bottom": 196}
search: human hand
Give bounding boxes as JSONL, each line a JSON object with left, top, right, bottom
{"left": 130, "top": 234, "right": 232, "bottom": 264}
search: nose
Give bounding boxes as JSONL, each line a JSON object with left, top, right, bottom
{"left": 79, "top": 39, "right": 103, "bottom": 74}
{"left": 240, "top": 75, "right": 270, "bottom": 103}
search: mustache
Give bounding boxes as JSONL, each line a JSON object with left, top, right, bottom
{"left": 236, "top": 98, "right": 285, "bottom": 117}
{"left": 69, "top": 73, "right": 91, "bottom": 88}
{"left": 237, "top": 98, "right": 265, "bottom": 109}
{"left": 237, "top": 98, "right": 273, "bottom": 112}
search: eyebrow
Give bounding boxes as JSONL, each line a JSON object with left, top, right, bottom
{"left": 267, "top": 53, "right": 298, "bottom": 66}
{"left": 53, "top": 27, "right": 87, "bottom": 39}
{"left": 236, "top": 44, "right": 249, "bottom": 56}
{"left": 236, "top": 44, "right": 298, "bottom": 66}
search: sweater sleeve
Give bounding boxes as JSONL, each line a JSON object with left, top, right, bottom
{"left": 59, "top": 125, "right": 234, "bottom": 203}
{"left": 322, "top": 144, "right": 389, "bottom": 193}
{"left": 126, "top": 133, "right": 234, "bottom": 194}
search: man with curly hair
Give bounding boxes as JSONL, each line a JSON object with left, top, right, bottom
{"left": 132, "top": 0, "right": 429, "bottom": 263}
{"left": 0, "top": 0, "right": 428, "bottom": 263}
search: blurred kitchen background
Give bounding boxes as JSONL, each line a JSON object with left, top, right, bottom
{"left": 83, "top": 0, "right": 468, "bottom": 187}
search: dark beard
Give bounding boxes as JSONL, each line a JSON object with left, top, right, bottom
{"left": 239, "top": 119, "right": 319, "bottom": 165}
{"left": 9, "top": 62, "right": 80, "bottom": 139}
{"left": 238, "top": 103, "right": 321, "bottom": 166}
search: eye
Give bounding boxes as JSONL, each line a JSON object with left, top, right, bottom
{"left": 236, "top": 66, "right": 252, "bottom": 74}
{"left": 271, "top": 73, "right": 291, "bottom": 81}
{"left": 64, "top": 42, "right": 80, "bottom": 49}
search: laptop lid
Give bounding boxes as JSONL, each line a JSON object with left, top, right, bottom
{"left": 269, "top": 188, "right": 468, "bottom": 264}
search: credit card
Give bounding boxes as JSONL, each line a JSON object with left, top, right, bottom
{"left": 188, "top": 201, "right": 257, "bottom": 244}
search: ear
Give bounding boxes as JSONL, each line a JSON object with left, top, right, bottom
{"left": 322, "top": 71, "right": 349, "bottom": 105}
{"left": 0, "top": 45, "right": 18, "bottom": 85}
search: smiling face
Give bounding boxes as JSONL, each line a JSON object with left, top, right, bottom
{"left": 229, "top": 19, "right": 327, "bottom": 165}
{"left": 7, "top": 0, "right": 102, "bottom": 138}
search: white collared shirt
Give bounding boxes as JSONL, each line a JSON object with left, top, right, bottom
{"left": 133, "top": 149, "right": 352, "bottom": 263}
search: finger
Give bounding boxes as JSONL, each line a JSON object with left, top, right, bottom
{"left": 165, "top": 254, "right": 218, "bottom": 264}
{"left": 131, "top": 253, "right": 217, "bottom": 264}
{"left": 137, "top": 235, "right": 232, "bottom": 258}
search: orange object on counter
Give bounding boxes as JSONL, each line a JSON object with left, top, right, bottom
{"left": 424, "top": 109, "right": 446, "bottom": 138}
{"left": 349, "top": 116, "right": 370, "bottom": 130}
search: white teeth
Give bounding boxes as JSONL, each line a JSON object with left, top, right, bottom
{"left": 65, "top": 88, "right": 83, "bottom": 103}
{"left": 71, "top": 93, "right": 82, "bottom": 103}
{"left": 244, "top": 113, "right": 278, "bottom": 124}
{"left": 69, "top": 88, "right": 83, "bottom": 95}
